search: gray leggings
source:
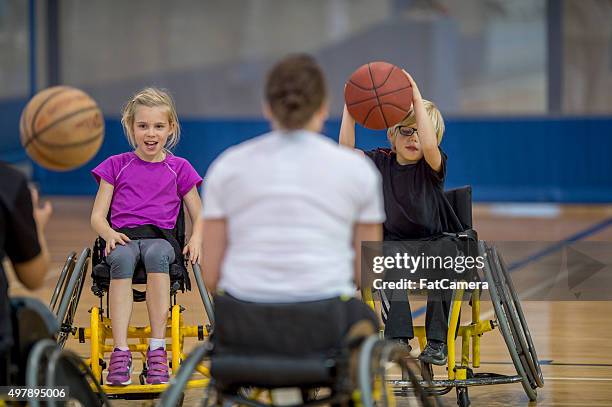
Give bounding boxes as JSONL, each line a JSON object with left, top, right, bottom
{"left": 106, "top": 238, "right": 175, "bottom": 279}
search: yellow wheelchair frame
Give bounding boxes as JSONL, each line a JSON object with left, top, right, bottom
{"left": 83, "top": 300, "right": 210, "bottom": 396}
{"left": 363, "top": 240, "right": 544, "bottom": 407}
{"left": 54, "top": 247, "right": 214, "bottom": 400}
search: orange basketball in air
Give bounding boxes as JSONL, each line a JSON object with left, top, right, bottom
{"left": 19, "top": 86, "right": 104, "bottom": 171}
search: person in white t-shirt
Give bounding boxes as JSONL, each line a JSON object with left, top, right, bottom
{"left": 197, "top": 54, "right": 385, "bottom": 344}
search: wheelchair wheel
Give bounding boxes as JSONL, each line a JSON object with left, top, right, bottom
{"left": 490, "top": 245, "right": 544, "bottom": 388}
{"left": 49, "top": 251, "right": 77, "bottom": 314}
{"left": 56, "top": 248, "right": 90, "bottom": 348}
{"left": 192, "top": 263, "right": 215, "bottom": 329}
{"left": 481, "top": 242, "right": 538, "bottom": 401}
{"left": 358, "top": 336, "right": 439, "bottom": 407}
{"left": 45, "top": 347, "right": 108, "bottom": 406}
{"left": 160, "top": 342, "right": 211, "bottom": 407}
{"left": 26, "top": 339, "right": 61, "bottom": 407}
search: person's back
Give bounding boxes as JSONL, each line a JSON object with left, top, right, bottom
{"left": 205, "top": 129, "right": 381, "bottom": 302}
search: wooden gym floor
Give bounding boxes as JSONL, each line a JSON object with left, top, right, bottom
{"left": 6, "top": 197, "right": 612, "bottom": 406}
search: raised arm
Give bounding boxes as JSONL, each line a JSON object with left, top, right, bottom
{"left": 339, "top": 105, "right": 365, "bottom": 156}
{"left": 90, "top": 179, "right": 130, "bottom": 255}
{"left": 182, "top": 186, "right": 203, "bottom": 264}
{"left": 404, "top": 71, "right": 442, "bottom": 172}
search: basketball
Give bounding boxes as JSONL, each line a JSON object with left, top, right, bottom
{"left": 19, "top": 86, "right": 104, "bottom": 171}
{"left": 344, "top": 62, "right": 413, "bottom": 130}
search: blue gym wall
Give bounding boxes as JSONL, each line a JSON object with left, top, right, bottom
{"left": 20, "top": 114, "right": 612, "bottom": 203}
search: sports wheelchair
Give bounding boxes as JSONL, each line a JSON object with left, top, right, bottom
{"left": 160, "top": 294, "right": 442, "bottom": 407}
{"left": 49, "top": 204, "right": 215, "bottom": 403}
{"left": 363, "top": 186, "right": 544, "bottom": 407}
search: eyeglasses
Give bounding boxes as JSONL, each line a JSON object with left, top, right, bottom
{"left": 398, "top": 126, "right": 418, "bottom": 137}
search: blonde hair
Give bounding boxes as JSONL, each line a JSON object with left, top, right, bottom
{"left": 386, "top": 99, "right": 445, "bottom": 151}
{"left": 121, "top": 87, "right": 181, "bottom": 150}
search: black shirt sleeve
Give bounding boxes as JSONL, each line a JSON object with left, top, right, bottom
{"left": 424, "top": 148, "right": 447, "bottom": 185}
{"left": 364, "top": 148, "right": 392, "bottom": 172}
{"left": 4, "top": 175, "right": 41, "bottom": 264}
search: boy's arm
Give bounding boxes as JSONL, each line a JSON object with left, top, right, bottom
{"left": 183, "top": 186, "right": 203, "bottom": 263}
{"left": 404, "top": 71, "right": 442, "bottom": 172}
{"left": 339, "top": 105, "right": 365, "bottom": 157}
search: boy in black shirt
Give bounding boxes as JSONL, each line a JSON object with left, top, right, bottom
{"left": 339, "top": 71, "right": 462, "bottom": 365}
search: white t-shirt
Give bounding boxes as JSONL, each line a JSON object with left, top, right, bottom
{"left": 202, "top": 130, "right": 385, "bottom": 302}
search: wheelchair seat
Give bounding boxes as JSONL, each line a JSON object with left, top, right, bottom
{"left": 210, "top": 295, "right": 355, "bottom": 389}
{"left": 91, "top": 204, "right": 191, "bottom": 299}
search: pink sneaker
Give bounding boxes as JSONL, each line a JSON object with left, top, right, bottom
{"left": 107, "top": 348, "right": 132, "bottom": 385}
{"left": 146, "top": 347, "right": 170, "bottom": 384}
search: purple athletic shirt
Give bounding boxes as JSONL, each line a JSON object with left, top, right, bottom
{"left": 92, "top": 152, "right": 202, "bottom": 229}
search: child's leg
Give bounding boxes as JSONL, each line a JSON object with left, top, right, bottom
{"left": 107, "top": 242, "right": 139, "bottom": 348}
{"left": 141, "top": 239, "right": 174, "bottom": 341}
{"left": 141, "top": 239, "right": 174, "bottom": 385}
{"left": 424, "top": 288, "right": 453, "bottom": 343}
{"left": 419, "top": 289, "right": 452, "bottom": 365}
{"left": 381, "top": 287, "right": 414, "bottom": 340}
{"left": 146, "top": 273, "right": 170, "bottom": 338}
{"left": 106, "top": 242, "right": 138, "bottom": 386}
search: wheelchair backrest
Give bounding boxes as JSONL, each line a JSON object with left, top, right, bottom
{"left": 444, "top": 186, "right": 473, "bottom": 230}
{"left": 9, "top": 297, "right": 59, "bottom": 384}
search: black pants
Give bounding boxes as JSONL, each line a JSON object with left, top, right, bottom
{"left": 381, "top": 287, "right": 452, "bottom": 343}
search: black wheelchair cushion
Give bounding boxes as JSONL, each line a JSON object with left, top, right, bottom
{"left": 91, "top": 204, "right": 191, "bottom": 294}
{"left": 212, "top": 295, "right": 348, "bottom": 356}
{"left": 212, "top": 354, "right": 336, "bottom": 388}
{"left": 210, "top": 295, "right": 357, "bottom": 390}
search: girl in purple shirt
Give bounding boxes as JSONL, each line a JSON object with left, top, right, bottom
{"left": 91, "top": 88, "right": 202, "bottom": 385}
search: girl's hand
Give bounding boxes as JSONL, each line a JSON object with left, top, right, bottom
{"left": 183, "top": 236, "right": 201, "bottom": 264}
{"left": 402, "top": 70, "right": 423, "bottom": 103}
{"left": 103, "top": 230, "right": 130, "bottom": 255}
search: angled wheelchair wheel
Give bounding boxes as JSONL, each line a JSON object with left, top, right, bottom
{"left": 45, "top": 347, "right": 108, "bottom": 407}
{"left": 56, "top": 248, "right": 90, "bottom": 348}
{"left": 490, "top": 245, "right": 544, "bottom": 388}
{"left": 358, "top": 336, "right": 440, "bottom": 407}
{"left": 481, "top": 242, "right": 538, "bottom": 401}
{"left": 160, "top": 342, "right": 211, "bottom": 407}
{"left": 50, "top": 251, "right": 77, "bottom": 314}
{"left": 192, "top": 263, "right": 215, "bottom": 329}
{"left": 26, "top": 339, "right": 62, "bottom": 407}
